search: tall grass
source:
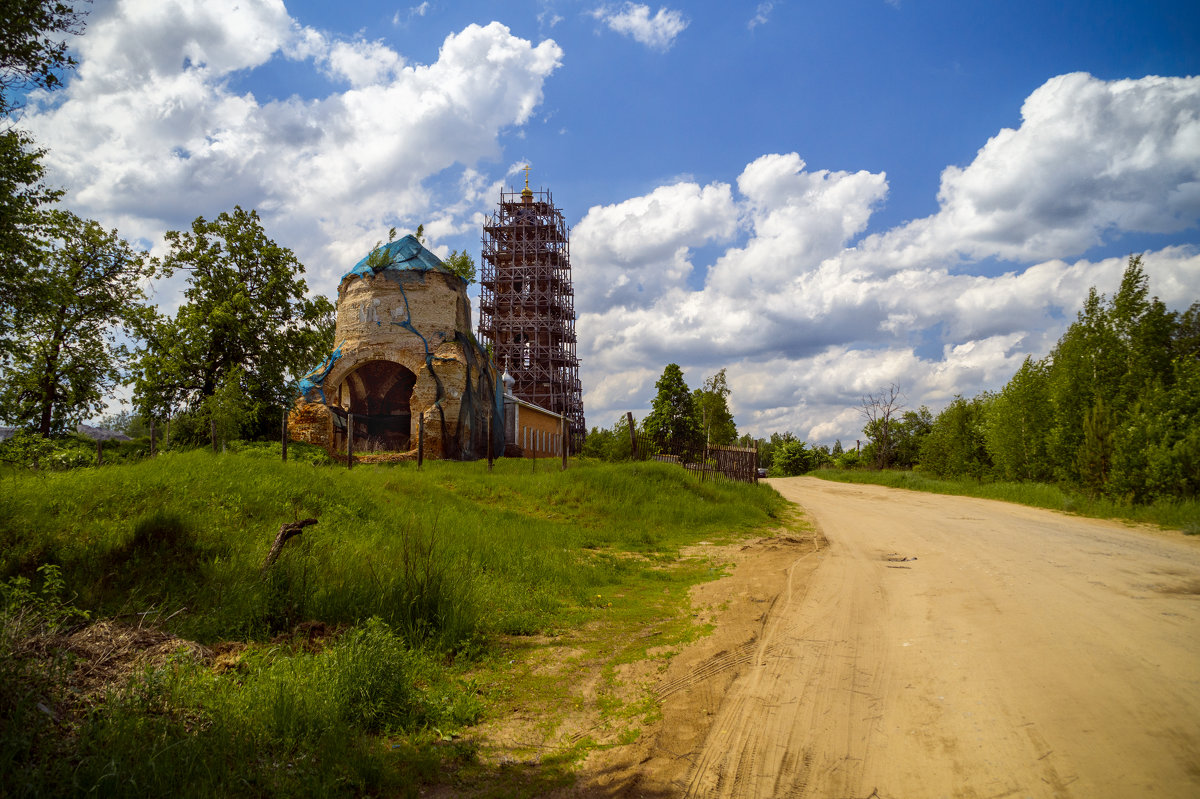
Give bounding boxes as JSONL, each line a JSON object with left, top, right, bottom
{"left": 809, "top": 468, "right": 1200, "bottom": 531}
{"left": 1, "top": 452, "right": 785, "bottom": 797}
{"left": 0, "top": 452, "right": 783, "bottom": 646}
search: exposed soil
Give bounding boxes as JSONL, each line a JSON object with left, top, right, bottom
{"left": 562, "top": 477, "right": 1200, "bottom": 798}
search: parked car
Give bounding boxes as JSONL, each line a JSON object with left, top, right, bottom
{"left": 757, "top": 468, "right": 768, "bottom": 478}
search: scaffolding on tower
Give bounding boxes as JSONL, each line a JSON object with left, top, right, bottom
{"left": 479, "top": 174, "right": 585, "bottom": 450}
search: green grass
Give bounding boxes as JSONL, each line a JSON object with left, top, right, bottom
{"left": 808, "top": 468, "right": 1200, "bottom": 532}
{"left": 0, "top": 451, "right": 787, "bottom": 797}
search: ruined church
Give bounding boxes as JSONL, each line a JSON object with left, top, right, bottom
{"left": 290, "top": 175, "right": 582, "bottom": 461}
{"left": 289, "top": 233, "right": 503, "bottom": 460}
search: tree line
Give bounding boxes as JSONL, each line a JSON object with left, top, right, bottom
{"left": 899, "top": 257, "right": 1198, "bottom": 504}
{"left": 585, "top": 257, "right": 1198, "bottom": 503}
{"left": 583, "top": 364, "right": 736, "bottom": 462}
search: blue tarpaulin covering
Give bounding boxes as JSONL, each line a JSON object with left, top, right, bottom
{"left": 341, "top": 235, "right": 450, "bottom": 281}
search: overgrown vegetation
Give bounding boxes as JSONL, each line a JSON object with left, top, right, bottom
{"left": 0, "top": 452, "right": 786, "bottom": 796}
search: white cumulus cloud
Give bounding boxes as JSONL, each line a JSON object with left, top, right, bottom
{"left": 21, "top": 0, "right": 563, "bottom": 292}
{"left": 591, "top": 3, "right": 688, "bottom": 51}
{"left": 574, "top": 73, "right": 1200, "bottom": 443}
{"left": 854, "top": 72, "right": 1200, "bottom": 270}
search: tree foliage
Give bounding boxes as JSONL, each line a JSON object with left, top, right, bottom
{"left": 891, "top": 406, "right": 933, "bottom": 469}
{"left": 919, "top": 394, "right": 993, "bottom": 479}
{"left": 0, "top": 128, "right": 59, "bottom": 349}
{"left": 443, "top": 249, "right": 476, "bottom": 285}
{"left": 771, "top": 439, "right": 813, "bottom": 476}
{"left": 643, "top": 363, "right": 701, "bottom": 458}
{"left": 581, "top": 414, "right": 640, "bottom": 461}
{"left": 133, "top": 207, "right": 334, "bottom": 438}
{"left": 1, "top": 1, "right": 88, "bottom": 352}
{"left": 908, "top": 255, "right": 1197, "bottom": 504}
{"left": 693, "top": 368, "right": 737, "bottom": 446}
{"left": 985, "top": 357, "right": 1052, "bottom": 482}
{"left": 0, "top": 211, "right": 154, "bottom": 435}
{"left": 0, "top": 0, "right": 86, "bottom": 114}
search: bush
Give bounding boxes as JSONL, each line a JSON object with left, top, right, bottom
{"left": 770, "top": 440, "right": 813, "bottom": 476}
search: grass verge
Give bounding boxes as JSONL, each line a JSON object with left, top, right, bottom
{"left": 807, "top": 468, "right": 1200, "bottom": 533}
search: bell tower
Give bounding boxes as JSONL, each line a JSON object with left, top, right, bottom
{"left": 478, "top": 168, "right": 585, "bottom": 449}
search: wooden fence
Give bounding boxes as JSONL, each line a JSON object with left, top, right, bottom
{"left": 707, "top": 444, "right": 759, "bottom": 483}
{"left": 652, "top": 444, "right": 759, "bottom": 483}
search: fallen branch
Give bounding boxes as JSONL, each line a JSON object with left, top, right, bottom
{"left": 262, "top": 518, "right": 318, "bottom": 572}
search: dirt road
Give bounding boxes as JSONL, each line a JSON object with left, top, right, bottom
{"left": 586, "top": 477, "right": 1200, "bottom": 798}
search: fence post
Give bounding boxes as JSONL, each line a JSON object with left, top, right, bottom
{"left": 561, "top": 413, "right": 567, "bottom": 471}
{"left": 487, "top": 409, "right": 493, "bottom": 472}
{"left": 211, "top": 419, "right": 217, "bottom": 453}
{"left": 626, "top": 411, "right": 637, "bottom": 459}
{"left": 417, "top": 414, "right": 424, "bottom": 470}
{"left": 281, "top": 409, "right": 288, "bottom": 462}
{"left": 347, "top": 412, "right": 354, "bottom": 469}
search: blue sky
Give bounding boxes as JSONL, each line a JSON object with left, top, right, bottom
{"left": 19, "top": 0, "right": 1200, "bottom": 442}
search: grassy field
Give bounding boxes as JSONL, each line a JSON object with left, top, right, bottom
{"left": 0, "top": 450, "right": 787, "bottom": 798}
{"left": 807, "top": 468, "right": 1200, "bottom": 533}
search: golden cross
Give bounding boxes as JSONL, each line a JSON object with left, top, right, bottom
{"left": 523, "top": 164, "right": 531, "bottom": 188}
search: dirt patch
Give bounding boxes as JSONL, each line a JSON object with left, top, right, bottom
{"left": 549, "top": 529, "right": 825, "bottom": 797}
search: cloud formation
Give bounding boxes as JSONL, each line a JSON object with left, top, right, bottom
{"left": 747, "top": 2, "right": 774, "bottom": 31}
{"left": 15, "top": 3, "right": 1198, "bottom": 445}
{"left": 590, "top": 3, "right": 688, "bottom": 50}
{"left": 853, "top": 73, "right": 1200, "bottom": 270}
{"left": 22, "top": 0, "right": 562, "bottom": 289}
{"left": 573, "top": 74, "right": 1200, "bottom": 442}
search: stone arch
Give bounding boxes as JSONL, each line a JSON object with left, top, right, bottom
{"left": 337, "top": 360, "right": 417, "bottom": 452}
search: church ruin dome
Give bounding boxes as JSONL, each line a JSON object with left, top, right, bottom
{"left": 290, "top": 235, "right": 503, "bottom": 461}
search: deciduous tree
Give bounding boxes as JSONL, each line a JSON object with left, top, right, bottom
{"left": 860, "top": 383, "right": 904, "bottom": 469}
{"left": 919, "top": 394, "right": 993, "bottom": 479}
{"left": 985, "top": 357, "right": 1053, "bottom": 482}
{"left": 0, "top": 210, "right": 154, "bottom": 435}
{"left": 133, "top": 207, "right": 334, "bottom": 438}
{"left": 693, "top": 368, "right": 737, "bottom": 446}
{"left": 1, "top": 0, "right": 88, "bottom": 352}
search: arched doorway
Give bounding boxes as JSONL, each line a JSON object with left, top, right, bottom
{"left": 338, "top": 360, "right": 416, "bottom": 452}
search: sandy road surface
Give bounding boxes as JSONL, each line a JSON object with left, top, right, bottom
{"left": 585, "top": 477, "right": 1200, "bottom": 798}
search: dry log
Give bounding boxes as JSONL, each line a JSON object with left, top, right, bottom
{"left": 262, "top": 518, "right": 318, "bottom": 572}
